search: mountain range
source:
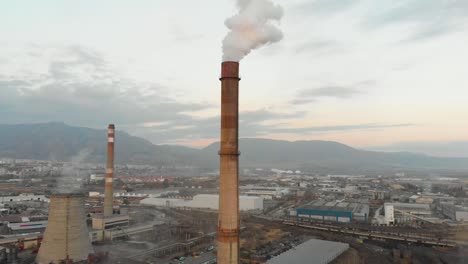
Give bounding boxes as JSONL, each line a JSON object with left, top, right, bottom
{"left": 0, "top": 122, "right": 467, "bottom": 174}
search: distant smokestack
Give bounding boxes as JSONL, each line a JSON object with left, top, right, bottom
{"left": 36, "top": 193, "right": 94, "bottom": 263}
{"left": 218, "top": 61, "right": 240, "bottom": 264}
{"left": 103, "top": 124, "right": 115, "bottom": 218}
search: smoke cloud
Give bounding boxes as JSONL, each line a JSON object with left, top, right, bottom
{"left": 222, "top": 0, "right": 284, "bottom": 62}
{"left": 56, "top": 149, "right": 92, "bottom": 194}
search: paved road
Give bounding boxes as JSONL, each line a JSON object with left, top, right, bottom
{"left": 161, "top": 252, "right": 216, "bottom": 264}
{"left": 180, "top": 253, "right": 216, "bottom": 264}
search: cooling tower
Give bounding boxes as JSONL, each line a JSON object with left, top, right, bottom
{"left": 36, "top": 193, "right": 94, "bottom": 264}
{"left": 218, "top": 61, "right": 240, "bottom": 264}
{"left": 103, "top": 124, "right": 115, "bottom": 218}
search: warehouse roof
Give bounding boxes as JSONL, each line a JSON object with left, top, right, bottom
{"left": 385, "top": 202, "right": 430, "bottom": 209}
{"left": 194, "top": 194, "right": 261, "bottom": 200}
{"left": 300, "top": 200, "right": 368, "bottom": 213}
{"left": 267, "top": 239, "right": 349, "bottom": 264}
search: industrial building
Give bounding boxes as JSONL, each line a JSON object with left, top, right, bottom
{"left": 372, "top": 191, "right": 390, "bottom": 200}
{"left": 409, "top": 195, "right": 434, "bottom": 204}
{"left": 267, "top": 238, "right": 349, "bottom": 264}
{"left": 140, "top": 194, "right": 263, "bottom": 211}
{"left": 384, "top": 202, "right": 432, "bottom": 215}
{"left": 92, "top": 214, "right": 130, "bottom": 230}
{"left": 192, "top": 194, "right": 262, "bottom": 210}
{"left": 292, "top": 200, "right": 369, "bottom": 223}
{"left": 141, "top": 197, "right": 187, "bottom": 208}
{"left": 0, "top": 194, "right": 48, "bottom": 203}
{"left": 384, "top": 204, "right": 395, "bottom": 225}
{"left": 7, "top": 220, "right": 47, "bottom": 233}
{"left": 240, "top": 186, "right": 290, "bottom": 200}
{"left": 440, "top": 203, "right": 468, "bottom": 222}
{"left": 0, "top": 214, "right": 48, "bottom": 234}
{"left": 384, "top": 202, "right": 432, "bottom": 223}
{"left": 89, "top": 222, "right": 160, "bottom": 242}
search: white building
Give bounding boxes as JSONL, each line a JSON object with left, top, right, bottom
{"left": 384, "top": 202, "right": 431, "bottom": 223}
{"left": 140, "top": 194, "right": 263, "bottom": 211}
{"left": 8, "top": 220, "right": 48, "bottom": 232}
{"left": 384, "top": 205, "right": 395, "bottom": 225}
{"left": 240, "top": 186, "right": 289, "bottom": 200}
{"left": 89, "top": 174, "right": 105, "bottom": 182}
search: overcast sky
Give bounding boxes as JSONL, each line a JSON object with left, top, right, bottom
{"left": 1, "top": 0, "right": 468, "bottom": 156}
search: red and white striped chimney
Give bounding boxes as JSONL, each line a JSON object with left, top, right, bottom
{"left": 103, "top": 124, "right": 115, "bottom": 217}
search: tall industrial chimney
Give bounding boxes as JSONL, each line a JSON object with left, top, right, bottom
{"left": 36, "top": 193, "right": 94, "bottom": 263}
{"left": 103, "top": 124, "right": 115, "bottom": 217}
{"left": 218, "top": 61, "right": 240, "bottom": 264}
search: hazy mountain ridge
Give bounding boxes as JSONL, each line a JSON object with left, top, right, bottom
{"left": 0, "top": 122, "right": 200, "bottom": 166}
{"left": 0, "top": 123, "right": 467, "bottom": 173}
{"left": 368, "top": 141, "right": 468, "bottom": 158}
{"left": 201, "top": 139, "right": 468, "bottom": 172}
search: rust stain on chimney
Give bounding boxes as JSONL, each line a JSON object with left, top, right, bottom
{"left": 103, "top": 124, "right": 115, "bottom": 218}
{"left": 218, "top": 61, "right": 240, "bottom": 264}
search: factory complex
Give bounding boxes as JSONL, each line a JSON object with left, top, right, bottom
{"left": 0, "top": 151, "right": 468, "bottom": 264}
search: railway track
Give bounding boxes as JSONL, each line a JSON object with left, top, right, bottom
{"left": 250, "top": 215, "right": 456, "bottom": 248}
{"left": 280, "top": 220, "right": 456, "bottom": 247}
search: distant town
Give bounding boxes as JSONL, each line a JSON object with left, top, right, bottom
{"left": 0, "top": 157, "right": 467, "bottom": 263}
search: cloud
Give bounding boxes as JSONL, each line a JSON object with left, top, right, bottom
{"left": 403, "top": 23, "right": 453, "bottom": 43}
{"left": 136, "top": 106, "right": 414, "bottom": 145}
{"left": 294, "top": 0, "right": 359, "bottom": 16}
{"left": 0, "top": 47, "right": 416, "bottom": 146}
{"left": 291, "top": 84, "right": 366, "bottom": 105}
{"left": 363, "top": 0, "right": 468, "bottom": 41}
{"left": 294, "top": 39, "right": 341, "bottom": 54}
{"left": 0, "top": 45, "right": 207, "bottom": 129}
{"left": 171, "top": 24, "right": 204, "bottom": 42}
{"left": 272, "top": 123, "right": 415, "bottom": 134}
{"left": 136, "top": 109, "right": 306, "bottom": 144}
{"left": 293, "top": 0, "right": 468, "bottom": 44}
{"left": 240, "top": 109, "right": 305, "bottom": 125}
{"left": 300, "top": 86, "right": 360, "bottom": 98}
{"left": 0, "top": 45, "right": 311, "bottom": 145}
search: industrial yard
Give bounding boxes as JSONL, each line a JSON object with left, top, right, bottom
{"left": 0, "top": 161, "right": 467, "bottom": 263}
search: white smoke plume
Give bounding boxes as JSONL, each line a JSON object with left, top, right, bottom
{"left": 56, "top": 149, "right": 92, "bottom": 193}
{"left": 222, "top": 0, "right": 284, "bottom": 62}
